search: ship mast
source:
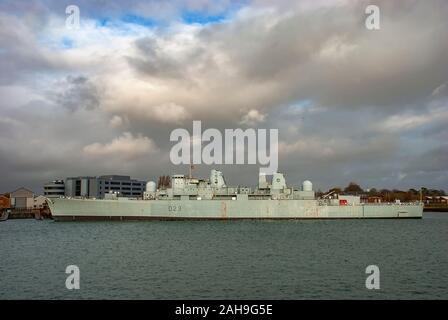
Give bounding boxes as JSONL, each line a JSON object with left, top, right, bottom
{"left": 189, "top": 145, "right": 194, "bottom": 179}
{"left": 189, "top": 164, "right": 194, "bottom": 179}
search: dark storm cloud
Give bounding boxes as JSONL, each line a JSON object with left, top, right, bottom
{"left": 0, "top": 13, "right": 57, "bottom": 84}
{"left": 195, "top": 0, "right": 448, "bottom": 111}
{"left": 49, "top": 75, "right": 100, "bottom": 111}
{"left": 127, "top": 37, "right": 200, "bottom": 79}
{"left": 123, "top": 0, "right": 448, "bottom": 122}
{"left": 405, "top": 145, "right": 448, "bottom": 174}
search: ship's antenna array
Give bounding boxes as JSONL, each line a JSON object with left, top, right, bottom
{"left": 189, "top": 164, "right": 195, "bottom": 179}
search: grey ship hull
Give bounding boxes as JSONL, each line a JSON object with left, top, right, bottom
{"left": 47, "top": 198, "right": 423, "bottom": 221}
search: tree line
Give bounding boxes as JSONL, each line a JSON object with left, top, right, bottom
{"left": 316, "top": 182, "right": 446, "bottom": 202}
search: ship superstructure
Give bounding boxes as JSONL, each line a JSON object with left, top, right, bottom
{"left": 145, "top": 170, "right": 315, "bottom": 201}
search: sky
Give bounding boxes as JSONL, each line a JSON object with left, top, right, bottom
{"left": 0, "top": 0, "right": 447, "bottom": 193}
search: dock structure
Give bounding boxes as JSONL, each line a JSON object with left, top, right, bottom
{"left": 424, "top": 205, "right": 448, "bottom": 212}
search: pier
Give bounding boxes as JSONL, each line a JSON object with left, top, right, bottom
{"left": 0, "top": 208, "right": 52, "bottom": 221}
{"left": 423, "top": 204, "right": 448, "bottom": 212}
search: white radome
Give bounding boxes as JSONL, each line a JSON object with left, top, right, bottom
{"left": 146, "top": 181, "right": 156, "bottom": 192}
{"left": 302, "top": 180, "right": 313, "bottom": 192}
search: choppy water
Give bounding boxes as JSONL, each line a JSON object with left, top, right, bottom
{"left": 0, "top": 212, "right": 447, "bottom": 299}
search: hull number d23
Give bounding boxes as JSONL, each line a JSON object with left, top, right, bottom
{"left": 168, "top": 205, "right": 182, "bottom": 212}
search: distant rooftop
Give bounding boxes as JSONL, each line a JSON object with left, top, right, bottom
{"left": 99, "top": 175, "right": 131, "bottom": 180}
{"left": 64, "top": 175, "right": 145, "bottom": 182}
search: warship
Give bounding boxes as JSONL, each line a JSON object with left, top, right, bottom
{"left": 47, "top": 169, "right": 423, "bottom": 221}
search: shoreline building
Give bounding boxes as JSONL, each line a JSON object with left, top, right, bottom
{"left": 44, "top": 180, "right": 66, "bottom": 198}
{"left": 33, "top": 195, "right": 47, "bottom": 209}
{"left": 64, "top": 175, "right": 146, "bottom": 199}
{"left": 10, "top": 188, "right": 35, "bottom": 209}
{"left": 0, "top": 194, "right": 11, "bottom": 210}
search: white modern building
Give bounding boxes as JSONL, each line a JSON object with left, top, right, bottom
{"left": 64, "top": 175, "right": 146, "bottom": 199}
{"left": 44, "top": 180, "right": 65, "bottom": 198}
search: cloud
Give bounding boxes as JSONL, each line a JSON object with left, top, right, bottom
{"left": 432, "top": 83, "right": 448, "bottom": 99}
{"left": 49, "top": 75, "right": 100, "bottom": 111}
{"left": 109, "top": 115, "right": 125, "bottom": 128}
{"left": 279, "top": 135, "right": 397, "bottom": 163}
{"left": 405, "top": 145, "right": 448, "bottom": 174}
{"left": 0, "top": 0, "right": 448, "bottom": 193}
{"left": 151, "top": 102, "right": 189, "bottom": 123}
{"left": 240, "top": 109, "right": 266, "bottom": 126}
{"left": 377, "top": 107, "right": 448, "bottom": 133}
{"left": 127, "top": 34, "right": 206, "bottom": 80}
{"left": 83, "top": 132, "right": 158, "bottom": 160}
{"left": 114, "top": 0, "right": 448, "bottom": 125}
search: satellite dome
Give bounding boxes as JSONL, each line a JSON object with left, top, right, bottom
{"left": 146, "top": 181, "right": 156, "bottom": 192}
{"left": 302, "top": 180, "right": 313, "bottom": 192}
